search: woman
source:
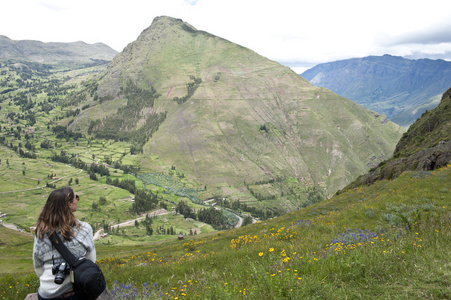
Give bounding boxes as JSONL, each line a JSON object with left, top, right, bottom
{"left": 33, "top": 187, "right": 96, "bottom": 300}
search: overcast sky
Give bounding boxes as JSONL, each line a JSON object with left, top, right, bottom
{"left": 2, "top": 0, "right": 451, "bottom": 72}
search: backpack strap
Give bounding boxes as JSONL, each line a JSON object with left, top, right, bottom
{"left": 49, "top": 232, "right": 77, "bottom": 266}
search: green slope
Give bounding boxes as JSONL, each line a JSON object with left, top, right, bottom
{"left": 3, "top": 156, "right": 450, "bottom": 299}
{"left": 73, "top": 16, "right": 404, "bottom": 212}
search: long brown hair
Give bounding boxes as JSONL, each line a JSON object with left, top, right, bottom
{"left": 35, "top": 186, "right": 79, "bottom": 241}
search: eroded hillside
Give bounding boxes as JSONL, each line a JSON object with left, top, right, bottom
{"left": 70, "top": 16, "right": 404, "bottom": 213}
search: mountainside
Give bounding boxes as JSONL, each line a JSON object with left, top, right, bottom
{"left": 343, "top": 86, "right": 451, "bottom": 190}
{"left": 0, "top": 35, "right": 117, "bottom": 65}
{"left": 301, "top": 55, "right": 451, "bottom": 127}
{"left": 71, "top": 16, "right": 404, "bottom": 209}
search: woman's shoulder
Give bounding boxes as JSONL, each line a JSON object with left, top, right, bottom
{"left": 77, "top": 220, "right": 91, "bottom": 228}
{"left": 76, "top": 220, "right": 93, "bottom": 235}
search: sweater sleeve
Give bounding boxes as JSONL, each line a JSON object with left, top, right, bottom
{"left": 85, "top": 223, "right": 96, "bottom": 262}
{"left": 32, "top": 236, "right": 45, "bottom": 277}
{"left": 76, "top": 221, "right": 96, "bottom": 262}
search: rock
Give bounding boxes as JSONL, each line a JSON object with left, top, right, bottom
{"left": 25, "top": 288, "right": 113, "bottom": 300}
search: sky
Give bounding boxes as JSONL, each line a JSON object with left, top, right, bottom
{"left": 2, "top": 0, "right": 451, "bottom": 73}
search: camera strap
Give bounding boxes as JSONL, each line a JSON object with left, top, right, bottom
{"left": 49, "top": 232, "right": 78, "bottom": 267}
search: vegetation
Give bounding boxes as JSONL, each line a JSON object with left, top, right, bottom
{"left": 345, "top": 88, "right": 451, "bottom": 190}
{"left": 172, "top": 76, "right": 202, "bottom": 105}
{"left": 93, "top": 16, "right": 404, "bottom": 210}
{"left": 88, "top": 80, "right": 166, "bottom": 149}
{"left": 1, "top": 20, "right": 449, "bottom": 299}
{"left": 2, "top": 164, "right": 450, "bottom": 299}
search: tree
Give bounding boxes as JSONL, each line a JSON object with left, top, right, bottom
{"left": 99, "top": 196, "right": 107, "bottom": 205}
{"left": 89, "top": 172, "right": 98, "bottom": 181}
{"left": 242, "top": 216, "right": 253, "bottom": 226}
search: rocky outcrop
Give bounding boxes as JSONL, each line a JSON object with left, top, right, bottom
{"left": 342, "top": 87, "right": 451, "bottom": 192}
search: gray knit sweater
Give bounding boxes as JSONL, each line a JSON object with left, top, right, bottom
{"left": 33, "top": 221, "right": 96, "bottom": 299}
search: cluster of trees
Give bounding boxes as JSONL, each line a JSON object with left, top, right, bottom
{"left": 137, "top": 215, "right": 192, "bottom": 236}
{"left": 173, "top": 76, "right": 202, "bottom": 105}
{"left": 259, "top": 124, "right": 270, "bottom": 133}
{"left": 248, "top": 188, "right": 277, "bottom": 201}
{"left": 244, "top": 177, "right": 285, "bottom": 186}
{"left": 0, "top": 135, "right": 38, "bottom": 159}
{"left": 140, "top": 214, "right": 154, "bottom": 235}
{"left": 52, "top": 125, "right": 83, "bottom": 141}
{"left": 197, "top": 207, "right": 230, "bottom": 229}
{"left": 88, "top": 80, "right": 166, "bottom": 148}
{"left": 40, "top": 140, "right": 52, "bottom": 149}
{"left": 18, "top": 147, "right": 37, "bottom": 159}
{"left": 63, "top": 78, "right": 98, "bottom": 107}
{"left": 106, "top": 178, "right": 136, "bottom": 194}
{"left": 92, "top": 196, "right": 107, "bottom": 211}
{"left": 301, "top": 187, "right": 325, "bottom": 208}
{"left": 65, "top": 108, "right": 80, "bottom": 118}
{"left": 51, "top": 150, "right": 109, "bottom": 178}
{"left": 130, "top": 189, "right": 159, "bottom": 214}
{"left": 4, "top": 110, "right": 36, "bottom": 126}
{"left": 175, "top": 200, "right": 196, "bottom": 219}
{"left": 12, "top": 92, "right": 34, "bottom": 112}
{"left": 114, "top": 163, "right": 140, "bottom": 175}
{"left": 215, "top": 198, "right": 279, "bottom": 220}
{"left": 175, "top": 200, "right": 231, "bottom": 229}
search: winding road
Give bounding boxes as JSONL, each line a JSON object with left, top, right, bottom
{"left": 93, "top": 208, "right": 171, "bottom": 240}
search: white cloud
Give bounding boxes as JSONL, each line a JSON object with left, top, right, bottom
{"left": 1, "top": 0, "right": 451, "bottom": 69}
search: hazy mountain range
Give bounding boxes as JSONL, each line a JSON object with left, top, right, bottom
{"left": 0, "top": 35, "right": 117, "bottom": 65}
{"left": 301, "top": 55, "right": 451, "bottom": 127}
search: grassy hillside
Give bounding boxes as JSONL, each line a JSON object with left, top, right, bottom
{"left": 75, "top": 16, "right": 404, "bottom": 213}
{"left": 2, "top": 162, "right": 450, "bottom": 299}
{"left": 0, "top": 58, "right": 222, "bottom": 250}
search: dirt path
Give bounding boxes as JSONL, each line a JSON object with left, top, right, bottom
{"left": 93, "top": 209, "right": 170, "bottom": 240}
{"left": 235, "top": 214, "right": 243, "bottom": 228}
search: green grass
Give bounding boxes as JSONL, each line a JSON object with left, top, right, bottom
{"left": 0, "top": 36, "right": 444, "bottom": 299}
{"left": 2, "top": 164, "right": 450, "bottom": 299}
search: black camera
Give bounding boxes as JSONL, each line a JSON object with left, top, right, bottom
{"left": 52, "top": 262, "right": 71, "bottom": 284}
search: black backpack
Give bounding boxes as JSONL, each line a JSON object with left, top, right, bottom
{"left": 50, "top": 233, "right": 106, "bottom": 300}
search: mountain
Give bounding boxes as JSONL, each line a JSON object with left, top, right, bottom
{"left": 71, "top": 16, "right": 404, "bottom": 210}
{"left": 301, "top": 55, "right": 451, "bottom": 127}
{"left": 343, "top": 86, "right": 451, "bottom": 191}
{"left": 0, "top": 35, "right": 117, "bottom": 65}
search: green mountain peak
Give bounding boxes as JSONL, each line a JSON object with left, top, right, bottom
{"left": 75, "top": 16, "right": 404, "bottom": 212}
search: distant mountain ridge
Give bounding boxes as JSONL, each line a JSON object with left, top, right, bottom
{"left": 70, "top": 16, "right": 404, "bottom": 211}
{"left": 301, "top": 55, "right": 451, "bottom": 127}
{"left": 0, "top": 35, "right": 117, "bottom": 64}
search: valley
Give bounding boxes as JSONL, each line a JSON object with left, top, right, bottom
{"left": 301, "top": 55, "right": 451, "bottom": 127}
{"left": 0, "top": 15, "right": 450, "bottom": 300}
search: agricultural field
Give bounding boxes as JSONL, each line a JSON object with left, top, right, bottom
{"left": 0, "top": 60, "right": 229, "bottom": 245}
